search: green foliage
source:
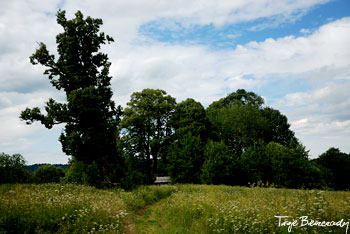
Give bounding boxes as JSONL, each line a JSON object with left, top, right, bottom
{"left": 166, "top": 98, "right": 210, "bottom": 184}
{"left": 265, "top": 142, "right": 311, "bottom": 188}
{"left": 168, "top": 134, "right": 204, "bottom": 183}
{"left": 35, "top": 165, "right": 65, "bottom": 183}
{"left": 206, "top": 90, "right": 268, "bottom": 155}
{"left": 171, "top": 98, "right": 209, "bottom": 139}
{"left": 26, "top": 164, "right": 68, "bottom": 172}
{"left": 207, "top": 90, "right": 298, "bottom": 156}
{"left": 201, "top": 140, "right": 239, "bottom": 185}
{"left": 0, "top": 153, "right": 31, "bottom": 184}
{"left": 64, "top": 160, "right": 103, "bottom": 187}
{"left": 121, "top": 88, "right": 176, "bottom": 183}
{"left": 118, "top": 151, "right": 146, "bottom": 190}
{"left": 314, "top": 147, "right": 350, "bottom": 190}
{"left": 19, "top": 10, "right": 122, "bottom": 184}
{"left": 208, "top": 89, "right": 264, "bottom": 109}
{"left": 64, "top": 160, "right": 86, "bottom": 184}
{"left": 207, "top": 103, "right": 268, "bottom": 155}
{"left": 201, "top": 89, "right": 317, "bottom": 189}
{"left": 240, "top": 141, "right": 271, "bottom": 183}
{"left": 241, "top": 142, "right": 315, "bottom": 188}
{"left": 261, "top": 107, "right": 298, "bottom": 146}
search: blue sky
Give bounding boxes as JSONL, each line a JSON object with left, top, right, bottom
{"left": 137, "top": 0, "right": 349, "bottom": 105}
{"left": 139, "top": 0, "right": 349, "bottom": 49}
{"left": 0, "top": 0, "right": 349, "bottom": 164}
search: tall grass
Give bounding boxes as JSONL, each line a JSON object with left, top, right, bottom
{"left": 1, "top": 184, "right": 349, "bottom": 233}
{"left": 0, "top": 184, "right": 176, "bottom": 233}
{"left": 163, "top": 185, "right": 350, "bottom": 233}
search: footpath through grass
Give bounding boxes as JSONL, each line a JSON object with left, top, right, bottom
{"left": 133, "top": 184, "right": 350, "bottom": 234}
{"left": 1, "top": 184, "right": 350, "bottom": 233}
{"left": 129, "top": 198, "right": 169, "bottom": 234}
{"left": 0, "top": 183, "right": 176, "bottom": 233}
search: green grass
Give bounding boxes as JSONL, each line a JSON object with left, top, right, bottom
{"left": 0, "top": 183, "right": 176, "bottom": 233}
{"left": 160, "top": 185, "right": 350, "bottom": 233}
{"left": 1, "top": 184, "right": 349, "bottom": 233}
{"left": 132, "top": 199, "right": 170, "bottom": 234}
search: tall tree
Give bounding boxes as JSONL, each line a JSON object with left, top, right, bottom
{"left": 261, "top": 107, "right": 298, "bottom": 146}
{"left": 207, "top": 103, "right": 268, "bottom": 155}
{"left": 168, "top": 133, "right": 204, "bottom": 183}
{"left": 121, "top": 89, "right": 176, "bottom": 183}
{"left": 20, "top": 10, "right": 121, "bottom": 182}
{"left": 171, "top": 98, "right": 209, "bottom": 140}
{"left": 206, "top": 89, "right": 267, "bottom": 154}
{"left": 166, "top": 98, "right": 209, "bottom": 183}
{"left": 207, "top": 89, "right": 298, "bottom": 155}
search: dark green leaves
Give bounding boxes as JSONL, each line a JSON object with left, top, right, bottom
{"left": 20, "top": 10, "right": 120, "bottom": 184}
{"left": 121, "top": 89, "right": 176, "bottom": 183}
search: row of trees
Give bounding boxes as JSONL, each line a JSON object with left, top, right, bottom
{"left": 117, "top": 88, "right": 350, "bottom": 190}
{"left": 17, "top": 10, "right": 350, "bottom": 190}
{"left": 2, "top": 144, "right": 349, "bottom": 191}
{"left": 0, "top": 153, "right": 64, "bottom": 183}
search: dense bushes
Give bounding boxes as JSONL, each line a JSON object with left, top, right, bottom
{"left": 0, "top": 153, "right": 32, "bottom": 184}
{"left": 35, "top": 165, "right": 65, "bottom": 183}
{"left": 241, "top": 142, "right": 314, "bottom": 188}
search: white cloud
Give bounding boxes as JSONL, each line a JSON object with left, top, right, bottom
{"left": 225, "top": 18, "right": 350, "bottom": 77}
{"left": 300, "top": 28, "right": 311, "bottom": 34}
{"left": 276, "top": 81, "right": 350, "bottom": 157}
{"left": 111, "top": 17, "right": 350, "bottom": 105}
{"left": 278, "top": 82, "right": 350, "bottom": 121}
{"left": 0, "top": 90, "right": 67, "bottom": 164}
{"left": 58, "top": 0, "right": 331, "bottom": 44}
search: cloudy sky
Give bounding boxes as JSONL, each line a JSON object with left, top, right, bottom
{"left": 1, "top": 0, "right": 349, "bottom": 164}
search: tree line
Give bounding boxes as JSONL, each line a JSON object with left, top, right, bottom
{"left": 6, "top": 10, "right": 348, "bottom": 190}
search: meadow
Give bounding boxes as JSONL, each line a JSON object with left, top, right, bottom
{"left": 0, "top": 184, "right": 349, "bottom": 233}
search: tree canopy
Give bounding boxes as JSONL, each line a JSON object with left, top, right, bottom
{"left": 20, "top": 10, "right": 121, "bottom": 183}
{"left": 0, "top": 153, "right": 29, "bottom": 184}
{"left": 121, "top": 89, "right": 176, "bottom": 183}
{"left": 314, "top": 147, "right": 350, "bottom": 190}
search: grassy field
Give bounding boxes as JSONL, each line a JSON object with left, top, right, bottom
{"left": 1, "top": 184, "right": 349, "bottom": 233}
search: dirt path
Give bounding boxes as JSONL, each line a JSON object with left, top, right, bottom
{"left": 126, "top": 198, "right": 170, "bottom": 234}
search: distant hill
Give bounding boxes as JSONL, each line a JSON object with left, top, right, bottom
{"left": 26, "top": 164, "right": 69, "bottom": 172}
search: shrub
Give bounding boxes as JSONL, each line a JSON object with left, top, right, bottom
{"left": 64, "top": 160, "right": 103, "bottom": 186}
{"left": 35, "top": 165, "right": 65, "bottom": 183}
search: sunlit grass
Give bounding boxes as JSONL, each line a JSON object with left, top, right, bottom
{"left": 163, "top": 185, "right": 350, "bottom": 233}
{"left": 0, "top": 183, "right": 176, "bottom": 233}
{"left": 1, "top": 184, "right": 349, "bottom": 233}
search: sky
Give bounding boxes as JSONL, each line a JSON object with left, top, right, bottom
{"left": 0, "top": 0, "right": 349, "bottom": 165}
